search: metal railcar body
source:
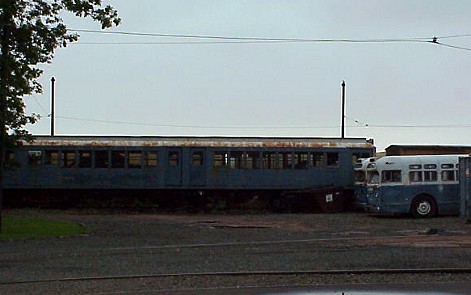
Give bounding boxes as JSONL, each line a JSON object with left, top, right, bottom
{"left": 3, "top": 136, "right": 374, "bottom": 210}
{"left": 353, "top": 157, "right": 377, "bottom": 210}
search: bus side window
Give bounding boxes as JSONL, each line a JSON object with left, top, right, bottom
{"left": 424, "top": 171, "right": 437, "bottom": 182}
{"left": 424, "top": 164, "right": 438, "bottom": 182}
{"left": 409, "top": 171, "right": 422, "bottom": 183}
{"left": 441, "top": 170, "right": 455, "bottom": 182}
{"left": 382, "top": 170, "right": 402, "bottom": 183}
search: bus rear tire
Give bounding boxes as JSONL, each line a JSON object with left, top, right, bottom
{"left": 411, "top": 195, "right": 436, "bottom": 218}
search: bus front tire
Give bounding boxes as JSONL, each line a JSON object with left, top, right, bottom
{"left": 411, "top": 195, "right": 436, "bottom": 218}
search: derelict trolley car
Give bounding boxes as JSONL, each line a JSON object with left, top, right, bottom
{"left": 3, "top": 136, "right": 374, "bottom": 211}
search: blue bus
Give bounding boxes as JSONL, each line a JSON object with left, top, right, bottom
{"left": 365, "top": 155, "right": 465, "bottom": 217}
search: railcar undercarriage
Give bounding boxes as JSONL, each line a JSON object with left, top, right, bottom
{"left": 3, "top": 187, "right": 353, "bottom": 213}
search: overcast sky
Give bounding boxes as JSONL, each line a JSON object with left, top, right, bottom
{"left": 26, "top": 0, "right": 471, "bottom": 151}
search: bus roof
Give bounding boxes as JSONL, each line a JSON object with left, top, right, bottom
{"left": 371, "top": 154, "right": 469, "bottom": 170}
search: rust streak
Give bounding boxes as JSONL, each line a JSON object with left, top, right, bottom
{"left": 23, "top": 136, "right": 374, "bottom": 149}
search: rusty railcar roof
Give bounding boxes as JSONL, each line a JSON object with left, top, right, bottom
{"left": 24, "top": 136, "right": 374, "bottom": 149}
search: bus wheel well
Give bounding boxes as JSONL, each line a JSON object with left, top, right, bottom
{"left": 411, "top": 194, "right": 437, "bottom": 218}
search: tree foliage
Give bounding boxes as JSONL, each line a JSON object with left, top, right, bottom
{"left": 0, "top": 0, "right": 120, "bottom": 144}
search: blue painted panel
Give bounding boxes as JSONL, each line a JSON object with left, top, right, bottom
{"left": 165, "top": 149, "right": 182, "bottom": 186}
{"left": 189, "top": 148, "right": 207, "bottom": 186}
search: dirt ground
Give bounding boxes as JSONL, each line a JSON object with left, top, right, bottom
{"left": 1, "top": 210, "right": 471, "bottom": 294}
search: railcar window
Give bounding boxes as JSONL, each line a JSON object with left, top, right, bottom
{"left": 424, "top": 171, "right": 438, "bottom": 182}
{"left": 230, "top": 151, "right": 243, "bottom": 169}
{"left": 352, "top": 153, "right": 372, "bottom": 164}
{"left": 192, "top": 152, "right": 204, "bottom": 166}
{"left": 382, "top": 170, "right": 402, "bottom": 183}
{"left": 352, "top": 155, "right": 359, "bottom": 165}
{"left": 168, "top": 151, "right": 179, "bottom": 167}
{"left": 62, "top": 151, "right": 76, "bottom": 168}
{"left": 442, "top": 164, "right": 454, "bottom": 169}
{"left": 28, "top": 151, "right": 42, "bottom": 166}
{"left": 213, "top": 152, "right": 228, "bottom": 167}
{"left": 4, "top": 150, "right": 13, "bottom": 161}
{"left": 128, "top": 151, "right": 142, "bottom": 168}
{"left": 246, "top": 152, "right": 260, "bottom": 169}
{"left": 262, "top": 152, "right": 277, "bottom": 169}
{"left": 78, "top": 151, "right": 92, "bottom": 168}
{"left": 45, "top": 150, "right": 59, "bottom": 165}
{"left": 326, "top": 152, "right": 339, "bottom": 167}
{"left": 441, "top": 170, "right": 456, "bottom": 181}
{"left": 144, "top": 151, "right": 158, "bottom": 167}
{"left": 226, "top": 152, "right": 262, "bottom": 169}
{"left": 312, "top": 152, "right": 324, "bottom": 167}
{"left": 111, "top": 151, "right": 125, "bottom": 168}
{"left": 409, "top": 171, "right": 422, "bottom": 182}
{"left": 354, "top": 171, "right": 366, "bottom": 183}
{"left": 4, "top": 150, "right": 17, "bottom": 169}
{"left": 95, "top": 151, "right": 109, "bottom": 168}
{"left": 280, "top": 152, "right": 292, "bottom": 169}
{"left": 295, "top": 152, "right": 308, "bottom": 169}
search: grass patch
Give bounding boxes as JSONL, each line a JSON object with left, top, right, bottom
{"left": 0, "top": 216, "right": 85, "bottom": 240}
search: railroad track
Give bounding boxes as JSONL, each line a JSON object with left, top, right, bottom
{"left": 2, "top": 268, "right": 471, "bottom": 285}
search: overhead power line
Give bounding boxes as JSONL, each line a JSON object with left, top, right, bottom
{"left": 53, "top": 116, "right": 471, "bottom": 130}
{"left": 70, "top": 29, "right": 430, "bottom": 43}
{"left": 436, "top": 33, "right": 471, "bottom": 39}
{"left": 56, "top": 116, "right": 339, "bottom": 129}
{"left": 434, "top": 41, "right": 471, "bottom": 52}
{"left": 68, "top": 29, "right": 471, "bottom": 51}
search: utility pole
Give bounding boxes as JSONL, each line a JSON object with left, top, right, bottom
{"left": 341, "top": 80, "right": 346, "bottom": 139}
{"left": 51, "top": 77, "right": 55, "bottom": 136}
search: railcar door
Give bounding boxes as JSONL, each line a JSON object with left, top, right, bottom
{"left": 189, "top": 149, "right": 207, "bottom": 186}
{"left": 165, "top": 149, "right": 182, "bottom": 186}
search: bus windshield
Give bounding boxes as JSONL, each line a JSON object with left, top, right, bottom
{"left": 367, "top": 170, "right": 379, "bottom": 185}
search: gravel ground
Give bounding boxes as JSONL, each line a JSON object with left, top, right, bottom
{"left": 1, "top": 210, "right": 471, "bottom": 294}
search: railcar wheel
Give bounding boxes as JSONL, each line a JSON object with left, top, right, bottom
{"left": 411, "top": 195, "right": 436, "bottom": 218}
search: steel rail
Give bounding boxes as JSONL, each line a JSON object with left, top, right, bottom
{"left": 0, "top": 234, "right": 429, "bottom": 256}
{"left": 105, "top": 233, "right": 470, "bottom": 252}
{"left": 2, "top": 268, "right": 471, "bottom": 286}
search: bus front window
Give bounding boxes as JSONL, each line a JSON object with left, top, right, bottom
{"left": 367, "top": 171, "right": 379, "bottom": 185}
